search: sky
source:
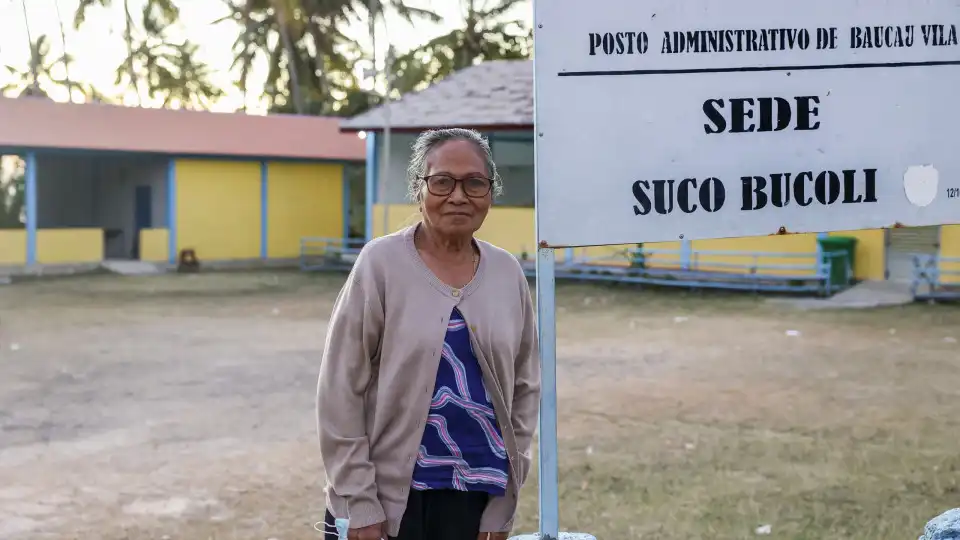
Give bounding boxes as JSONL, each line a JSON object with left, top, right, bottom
{"left": 0, "top": 0, "right": 532, "bottom": 113}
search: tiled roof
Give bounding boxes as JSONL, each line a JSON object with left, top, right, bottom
{"left": 340, "top": 60, "right": 533, "bottom": 132}
{"left": 0, "top": 97, "right": 366, "bottom": 161}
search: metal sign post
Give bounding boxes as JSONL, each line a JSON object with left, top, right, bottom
{"left": 517, "top": 0, "right": 589, "bottom": 535}
{"left": 534, "top": 246, "right": 560, "bottom": 540}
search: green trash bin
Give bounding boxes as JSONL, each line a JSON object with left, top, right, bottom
{"left": 817, "top": 236, "right": 858, "bottom": 285}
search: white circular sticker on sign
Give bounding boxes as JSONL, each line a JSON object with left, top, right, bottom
{"left": 903, "top": 165, "right": 939, "bottom": 207}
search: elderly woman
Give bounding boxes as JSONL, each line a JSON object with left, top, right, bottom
{"left": 318, "top": 128, "right": 541, "bottom": 540}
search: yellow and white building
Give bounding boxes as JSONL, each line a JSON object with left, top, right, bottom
{"left": 0, "top": 97, "right": 365, "bottom": 270}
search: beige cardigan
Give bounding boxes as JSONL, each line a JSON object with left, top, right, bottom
{"left": 317, "top": 224, "right": 541, "bottom": 536}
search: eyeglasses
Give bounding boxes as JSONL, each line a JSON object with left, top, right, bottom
{"left": 421, "top": 174, "right": 493, "bottom": 198}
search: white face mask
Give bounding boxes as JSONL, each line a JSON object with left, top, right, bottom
{"left": 314, "top": 517, "right": 352, "bottom": 539}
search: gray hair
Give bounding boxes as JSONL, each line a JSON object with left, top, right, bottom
{"left": 406, "top": 128, "right": 503, "bottom": 202}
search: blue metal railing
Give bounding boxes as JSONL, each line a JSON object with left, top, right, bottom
{"left": 298, "top": 239, "right": 855, "bottom": 296}
{"left": 911, "top": 254, "right": 960, "bottom": 300}
{"left": 517, "top": 247, "right": 851, "bottom": 296}
{"left": 299, "top": 237, "right": 365, "bottom": 272}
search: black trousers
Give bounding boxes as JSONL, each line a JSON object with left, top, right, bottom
{"left": 325, "top": 489, "right": 489, "bottom": 540}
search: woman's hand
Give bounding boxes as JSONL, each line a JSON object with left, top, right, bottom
{"left": 477, "top": 533, "right": 509, "bottom": 540}
{"left": 349, "top": 522, "right": 386, "bottom": 540}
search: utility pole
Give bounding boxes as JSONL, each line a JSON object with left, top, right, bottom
{"left": 19, "top": 0, "right": 39, "bottom": 96}
{"left": 367, "top": 0, "right": 394, "bottom": 237}
{"left": 380, "top": 44, "right": 394, "bottom": 237}
{"left": 52, "top": 0, "right": 75, "bottom": 102}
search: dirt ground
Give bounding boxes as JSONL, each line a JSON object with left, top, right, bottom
{"left": 0, "top": 271, "right": 958, "bottom": 540}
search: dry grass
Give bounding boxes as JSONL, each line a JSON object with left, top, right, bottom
{"left": 1, "top": 272, "right": 958, "bottom": 539}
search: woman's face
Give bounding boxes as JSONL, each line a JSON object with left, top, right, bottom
{"left": 420, "top": 140, "right": 492, "bottom": 238}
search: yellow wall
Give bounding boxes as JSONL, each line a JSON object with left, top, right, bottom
{"left": 474, "top": 206, "right": 538, "bottom": 257}
{"left": 370, "top": 203, "right": 419, "bottom": 238}
{"left": 140, "top": 228, "right": 169, "bottom": 262}
{"left": 36, "top": 228, "right": 103, "bottom": 264}
{"left": 1, "top": 229, "right": 104, "bottom": 265}
{"left": 175, "top": 159, "right": 260, "bottom": 260}
{"left": 0, "top": 230, "right": 26, "bottom": 265}
{"left": 371, "top": 204, "right": 552, "bottom": 258}
{"left": 829, "top": 229, "right": 886, "bottom": 281}
{"left": 372, "top": 205, "right": 685, "bottom": 266}
{"left": 939, "top": 225, "right": 960, "bottom": 284}
{"left": 368, "top": 204, "right": 920, "bottom": 279}
{"left": 267, "top": 162, "right": 344, "bottom": 258}
{"left": 690, "top": 234, "right": 819, "bottom": 275}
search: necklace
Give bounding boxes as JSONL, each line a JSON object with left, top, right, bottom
{"left": 470, "top": 249, "right": 480, "bottom": 274}
{"left": 416, "top": 226, "right": 480, "bottom": 275}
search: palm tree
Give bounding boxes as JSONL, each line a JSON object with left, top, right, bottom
{"left": 144, "top": 40, "right": 225, "bottom": 109}
{"left": 220, "top": 0, "right": 354, "bottom": 113}
{"left": 75, "top": 0, "right": 180, "bottom": 106}
{"left": 74, "top": 0, "right": 219, "bottom": 109}
{"left": 74, "top": 0, "right": 138, "bottom": 102}
{"left": 18, "top": 0, "right": 40, "bottom": 96}
{"left": 220, "top": 0, "right": 337, "bottom": 114}
{"left": 218, "top": 0, "right": 440, "bottom": 115}
{"left": 73, "top": 0, "right": 110, "bottom": 27}
{"left": 269, "top": 0, "right": 306, "bottom": 113}
{"left": 122, "top": 2, "right": 222, "bottom": 109}
{"left": 2, "top": 35, "right": 77, "bottom": 98}
{"left": 390, "top": 0, "right": 532, "bottom": 94}
{"left": 52, "top": 0, "right": 77, "bottom": 102}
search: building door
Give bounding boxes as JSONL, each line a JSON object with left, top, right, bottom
{"left": 886, "top": 226, "right": 940, "bottom": 282}
{"left": 132, "top": 185, "right": 152, "bottom": 259}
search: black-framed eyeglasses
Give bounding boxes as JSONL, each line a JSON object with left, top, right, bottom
{"left": 421, "top": 174, "right": 493, "bottom": 198}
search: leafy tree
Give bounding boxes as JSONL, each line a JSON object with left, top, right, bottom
{"left": 74, "top": 0, "right": 143, "bottom": 103}
{"left": 53, "top": 0, "right": 78, "bottom": 101}
{"left": 133, "top": 3, "right": 224, "bottom": 108}
{"left": 218, "top": 0, "right": 440, "bottom": 115}
{"left": 74, "top": 0, "right": 221, "bottom": 108}
{"left": 1, "top": 35, "right": 85, "bottom": 98}
{"left": 390, "top": 0, "right": 532, "bottom": 95}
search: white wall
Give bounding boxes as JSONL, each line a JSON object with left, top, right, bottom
{"left": 37, "top": 154, "right": 168, "bottom": 259}
{"left": 375, "top": 130, "right": 535, "bottom": 207}
{"left": 376, "top": 132, "right": 417, "bottom": 205}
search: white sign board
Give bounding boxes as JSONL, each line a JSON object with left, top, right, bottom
{"left": 533, "top": 0, "right": 960, "bottom": 247}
